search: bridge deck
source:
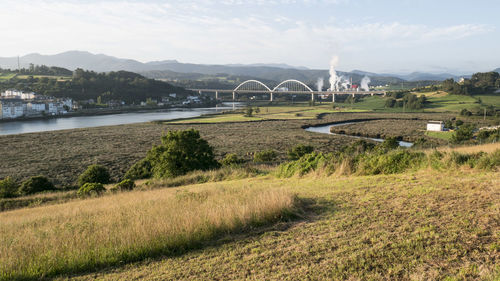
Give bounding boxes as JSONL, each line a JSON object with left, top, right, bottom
{"left": 189, "top": 89, "right": 386, "bottom": 95}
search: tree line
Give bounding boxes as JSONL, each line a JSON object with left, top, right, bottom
{"left": 441, "top": 71, "right": 500, "bottom": 95}
{"left": 0, "top": 67, "right": 192, "bottom": 103}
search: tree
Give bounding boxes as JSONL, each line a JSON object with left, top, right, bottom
{"left": 244, "top": 107, "right": 253, "bottom": 117}
{"left": 385, "top": 98, "right": 396, "bottom": 108}
{"left": 18, "top": 176, "right": 55, "bottom": 195}
{"left": 0, "top": 177, "right": 19, "bottom": 198}
{"left": 78, "top": 164, "right": 111, "bottom": 186}
{"left": 451, "top": 124, "right": 475, "bottom": 143}
{"left": 147, "top": 129, "right": 219, "bottom": 178}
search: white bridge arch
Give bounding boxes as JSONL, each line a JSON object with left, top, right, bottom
{"left": 234, "top": 80, "right": 272, "bottom": 92}
{"left": 272, "top": 79, "right": 314, "bottom": 92}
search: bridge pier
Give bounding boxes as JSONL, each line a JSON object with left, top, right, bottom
{"left": 371, "top": 93, "right": 374, "bottom": 97}
{"left": 215, "top": 91, "right": 218, "bottom": 100}
{"left": 232, "top": 91, "right": 236, "bottom": 101}
{"left": 352, "top": 93, "right": 355, "bottom": 97}
{"left": 270, "top": 92, "right": 273, "bottom": 102}
{"left": 332, "top": 93, "right": 335, "bottom": 103}
{"left": 311, "top": 93, "right": 314, "bottom": 101}
{"left": 198, "top": 90, "right": 202, "bottom": 95}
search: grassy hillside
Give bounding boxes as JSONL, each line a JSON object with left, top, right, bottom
{"left": 1, "top": 145, "right": 498, "bottom": 280}
{"left": 71, "top": 170, "right": 497, "bottom": 281}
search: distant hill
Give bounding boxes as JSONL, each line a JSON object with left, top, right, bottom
{"left": 380, "top": 72, "right": 466, "bottom": 82}
{"left": 494, "top": 68, "right": 500, "bottom": 73}
{"left": 0, "top": 51, "right": 416, "bottom": 85}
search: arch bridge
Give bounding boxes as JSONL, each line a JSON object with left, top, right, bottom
{"left": 189, "top": 79, "right": 385, "bottom": 102}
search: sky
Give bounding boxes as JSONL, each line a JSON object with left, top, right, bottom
{"left": 1, "top": 0, "right": 499, "bottom": 74}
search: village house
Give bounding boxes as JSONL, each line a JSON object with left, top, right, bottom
{"left": 1, "top": 89, "right": 36, "bottom": 100}
{"left": 0, "top": 100, "right": 26, "bottom": 119}
{"left": 426, "top": 121, "right": 445, "bottom": 132}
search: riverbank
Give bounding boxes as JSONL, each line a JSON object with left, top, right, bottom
{"left": 0, "top": 101, "right": 219, "bottom": 124}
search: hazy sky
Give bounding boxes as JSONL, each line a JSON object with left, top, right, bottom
{"left": 1, "top": 0, "right": 499, "bottom": 73}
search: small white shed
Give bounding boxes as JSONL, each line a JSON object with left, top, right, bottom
{"left": 427, "top": 121, "right": 444, "bottom": 132}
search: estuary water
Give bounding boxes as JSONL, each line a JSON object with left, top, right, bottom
{"left": 0, "top": 104, "right": 238, "bottom": 136}
{"left": 305, "top": 122, "right": 414, "bottom": 147}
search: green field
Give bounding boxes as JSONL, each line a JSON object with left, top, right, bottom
{"left": 169, "top": 105, "right": 368, "bottom": 124}
{"left": 425, "top": 130, "right": 454, "bottom": 141}
{"left": 0, "top": 73, "right": 16, "bottom": 80}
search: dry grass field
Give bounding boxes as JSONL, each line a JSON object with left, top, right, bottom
{"left": 0, "top": 184, "right": 297, "bottom": 280}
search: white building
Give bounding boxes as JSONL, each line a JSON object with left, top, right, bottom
{"left": 27, "top": 102, "right": 46, "bottom": 113}
{"left": 1, "top": 89, "right": 36, "bottom": 100}
{"left": 0, "top": 101, "right": 26, "bottom": 119}
{"left": 427, "top": 121, "right": 445, "bottom": 132}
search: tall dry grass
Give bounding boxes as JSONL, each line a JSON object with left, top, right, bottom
{"left": 0, "top": 184, "right": 297, "bottom": 280}
{"left": 434, "top": 142, "right": 500, "bottom": 154}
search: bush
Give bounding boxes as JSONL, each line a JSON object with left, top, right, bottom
{"left": 221, "top": 153, "right": 243, "bottom": 167}
{"left": 114, "top": 179, "right": 136, "bottom": 191}
{"left": 0, "top": 177, "right": 19, "bottom": 198}
{"left": 124, "top": 158, "right": 152, "bottom": 180}
{"left": 77, "top": 183, "right": 105, "bottom": 196}
{"left": 288, "top": 144, "right": 314, "bottom": 160}
{"left": 254, "top": 149, "right": 278, "bottom": 163}
{"left": 475, "top": 149, "right": 500, "bottom": 170}
{"left": 451, "top": 124, "right": 475, "bottom": 143}
{"left": 78, "top": 164, "right": 111, "bottom": 186}
{"left": 18, "top": 176, "right": 55, "bottom": 196}
{"left": 460, "top": 108, "right": 472, "bottom": 116}
{"left": 379, "top": 137, "right": 399, "bottom": 151}
{"left": 278, "top": 152, "right": 328, "bottom": 178}
{"left": 147, "top": 129, "right": 220, "bottom": 178}
{"left": 244, "top": 107, "right": 253, "bottom": 117}
{"left": 357, "top": 150, "right": 426, "bottom": 175}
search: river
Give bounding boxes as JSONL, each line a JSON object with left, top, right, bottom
{"left": 305, "top": 122, "right": 413, "bottom": 147}
{"left": 0, "top": 103, "right": 239, "bottom": 136}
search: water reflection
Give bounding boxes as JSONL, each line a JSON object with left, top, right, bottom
{"left": 305, "top": 123, "right": 413, "bottom": 147}
{"left": 0, "top": 103, "right": 240, "bottom": 136}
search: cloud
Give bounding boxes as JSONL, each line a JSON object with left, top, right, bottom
{"left": 0, "top": 0, "right": 494, "bottom": 70}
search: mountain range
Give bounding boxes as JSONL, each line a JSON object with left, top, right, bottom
{"left": 0, "top": 51, "right": 491, "bottom": 83}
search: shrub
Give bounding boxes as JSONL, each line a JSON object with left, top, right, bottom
{"left": 147, "top": 129, "right": 220, "bottom": 178}
{"left": 451, "top": 124, "right": 475, "bottom": 143}
{"left": 18, "top": 176, "right": 55, "bottom": 196}
{"left": 221, "top": 153, "right": 243, "bottom": 167}
{"left": 278, "top": 152, "right": 328, "bottom": 178}
{"left": 0, "top": 177, "right": 19, "bottom": 198}
{"left": 244, "top": 107, "right": 253, "bottom": 117}
{"left": 77, "top": 183, "right": 105, "bottom": 196}
{"left": 78, "top": 164, "right": 110, "bottom": 186}
{"left": 379, "top": 137, "right": 400, "bottom": 151}
{"left": 114, "top": 179, "right": 136, "bottom": 191}
{"left": 254, "top": 149, "right": 278, "bottom": 163}
{"left": 475, "top": 149, "right": 500, "bottom": 170}
{"left": 460, "top": 108, "right": 472, "bottom": 116}
{"left": 357, "top": 150, "right": 426, "bottom": 175}
{"left": 288, "top": 144, "right": 314, "bottom": 160}
{"left": 124, "top": 158, "right": 152, "bottom": 180}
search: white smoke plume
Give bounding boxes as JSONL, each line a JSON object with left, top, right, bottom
{"left": 316, "top": 77, "right": 324, "bottom": 91}
{"left": 329, "top": 56, "right": 340, "bottom": 91}
{"left": 361, "top": 76, "right": 371, "bottom": 91}
{"left": 340, "top": 75, "right": 351, "bottom": 90}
